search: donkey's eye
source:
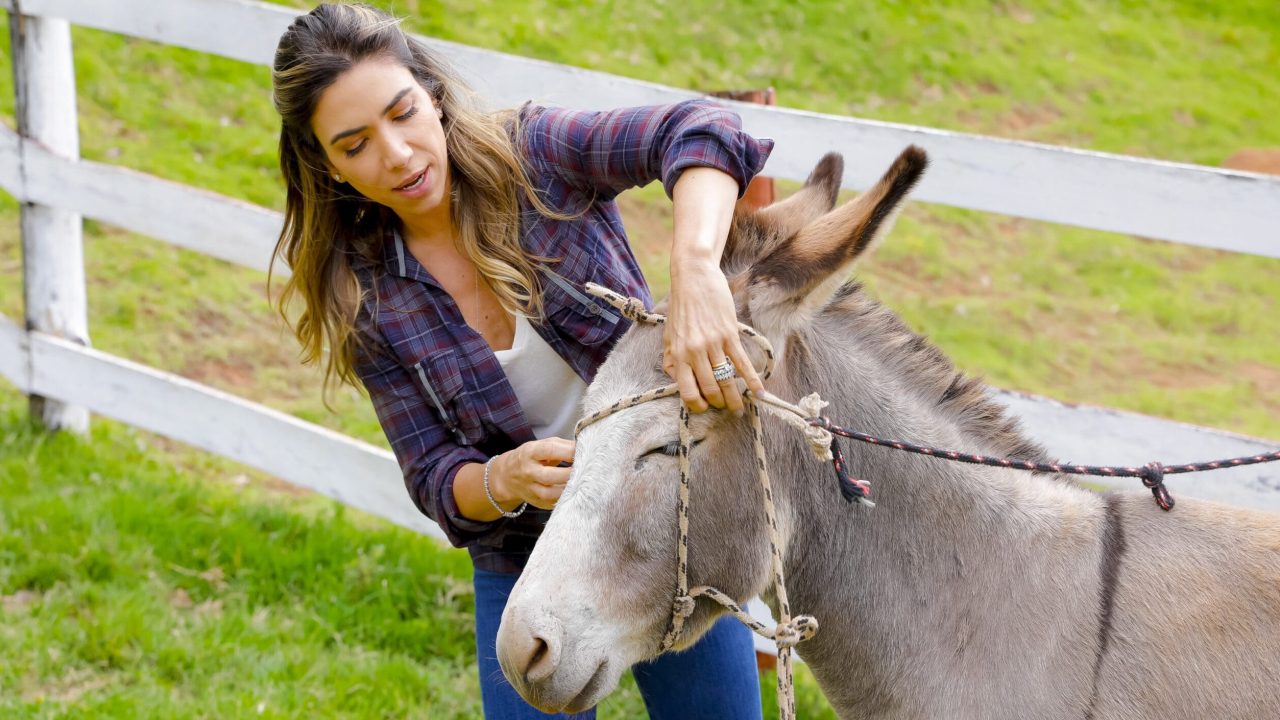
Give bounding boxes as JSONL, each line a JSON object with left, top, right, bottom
{"left": 637, "top": 442, "right": 676, "bottom": 459}
{"left": 640, "top": 439, "right": 703, "bottom": 458}
{"left": 635, "top": 439, "right": 703, "bottom": 471}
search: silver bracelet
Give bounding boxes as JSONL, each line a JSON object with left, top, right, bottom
{"left": 483, "top": 458, "right": 527, "bottom": 519}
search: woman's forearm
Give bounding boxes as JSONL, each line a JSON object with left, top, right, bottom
{"left": 664, "top": 166, "right": 764, "bottom": 413}
{"left": 670, "top": 166, "right": 738, "bottom": 271}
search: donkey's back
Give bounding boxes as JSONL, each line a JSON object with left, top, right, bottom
{"left": 1094, "top": 495, "right": 1280, "bottom": 718}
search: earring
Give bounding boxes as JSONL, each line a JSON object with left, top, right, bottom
{"left": 332, "top": 173, "right": 344, "bottom": 183}
{"left": 436, "top": 107, "right": 444, "bottom": 119}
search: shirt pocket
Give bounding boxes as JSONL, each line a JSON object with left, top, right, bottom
{"left": 412, "top": 349, "right": 482, "bottom": 446}
{"left": 541, "top": 264, "right": 622, "bottom": 347}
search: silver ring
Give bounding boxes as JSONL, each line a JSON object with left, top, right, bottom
{"left": 711, "top": 358, "right": 736, "bottom": 383}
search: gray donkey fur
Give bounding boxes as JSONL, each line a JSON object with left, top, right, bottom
{"left": 496, "top": 148, "right": 1280, "bottom": 719}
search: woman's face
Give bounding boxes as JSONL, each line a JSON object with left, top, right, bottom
{"left": 310, "top": 57, "right": 450, "bottom": 221}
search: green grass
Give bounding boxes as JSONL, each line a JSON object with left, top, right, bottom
{"left": 0, "top": 0, "right": 1277, "bottom": 716}
{"left": 0, "top": 388, "right": 481, "bottom": 719}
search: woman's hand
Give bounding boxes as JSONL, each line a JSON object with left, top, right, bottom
{"left": 664, "top": 260, "right": 764, "bottom": 414}
{"left": 489, "top": 437, "right": 575, "bottom": 510}
{"left": 666, "top": 166, "right": 765, "bottom": 414}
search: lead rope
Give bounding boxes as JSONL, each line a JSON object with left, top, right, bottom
{"left": 576, "top": 284, "right": 827, "bottom": 720}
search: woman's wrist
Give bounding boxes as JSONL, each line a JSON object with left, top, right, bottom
{"left": 483, "top": 456, "right": 527, "bottom": 518}
{"left": 670, "top": 245, "right": 719, "bottom": 268}
{"left": 669, "top": 255, "right": 719, "bottom": 287}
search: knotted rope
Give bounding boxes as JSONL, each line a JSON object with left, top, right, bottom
{"left": 575, "top": 283, "right": 834, "bottom": 720}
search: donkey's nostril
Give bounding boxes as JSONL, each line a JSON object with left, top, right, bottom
{"left": 497, "top": 608, "right": 564, "bottom": 689}
{"left": 525, "top": 632, "right": 558, "bottom": 682}
{"left": 529, "top": 636, "right": 548, "bottom": 667}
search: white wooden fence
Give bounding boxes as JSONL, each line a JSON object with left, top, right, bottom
{"left": 2, "top": 0, "right": 1279, "bottom": 550}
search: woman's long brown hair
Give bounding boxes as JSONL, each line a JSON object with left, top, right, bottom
{"left": 270, "top": 3, "right": 562, "bottom": 406}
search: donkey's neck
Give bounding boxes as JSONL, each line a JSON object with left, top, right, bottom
{"left": 762, "top": 308, "right": 1109, "bottom": 719}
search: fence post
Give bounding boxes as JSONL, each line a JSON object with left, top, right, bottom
{"left": 8, "top": 4, "right": 90, "bottom": 433}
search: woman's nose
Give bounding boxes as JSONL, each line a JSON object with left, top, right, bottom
{"left": 382, "top": 134, "right": 413, "bottom": 170}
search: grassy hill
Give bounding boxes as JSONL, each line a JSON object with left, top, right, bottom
{"left": 1, "top": 0, "right": 1277, "bottom": 717}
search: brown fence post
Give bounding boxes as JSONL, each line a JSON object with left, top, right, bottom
{"left": 710, "top": 88, "right": 775, "bottom": 208}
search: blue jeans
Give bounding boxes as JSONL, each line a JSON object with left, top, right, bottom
{"left": 474, "top": 568, "right": 763, "bottom": 719}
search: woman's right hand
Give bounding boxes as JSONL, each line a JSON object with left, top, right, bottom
{"left": 489, "top": 437, "right": 575, "bottom": 510}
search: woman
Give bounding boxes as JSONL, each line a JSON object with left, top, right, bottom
{"left": 271, "top": 4, "right": 772, "bottom": 718}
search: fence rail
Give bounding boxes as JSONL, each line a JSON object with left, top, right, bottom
{"left": 14, "top": 0, "right": 1280, "bottom": 258}
{"left": 0, "top": 125, "right": 285, "bottom": 274}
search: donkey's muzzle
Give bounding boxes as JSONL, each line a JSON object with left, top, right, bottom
{"left": 497, "top": 604, "right": 612, "bottom": 712}
{"left": 497, "top": 605, "right": 563, "bottom": 687}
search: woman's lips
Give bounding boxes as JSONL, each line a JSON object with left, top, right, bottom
{"left": 393, "top": 168, "right": 429, "bottom": 197}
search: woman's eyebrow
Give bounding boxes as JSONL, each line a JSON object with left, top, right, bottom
{"left": 328, "top": 86, "right": 414, "bottom": 145}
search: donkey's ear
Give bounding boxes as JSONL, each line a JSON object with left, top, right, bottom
{"left": 746, "top": 146, "right": 927, "bottom": 341}
{"left": 720, "top": 153, "right": 845, "bottom": 276}
{"left": 754, "top": 152, "right": 843, "bottom": 233}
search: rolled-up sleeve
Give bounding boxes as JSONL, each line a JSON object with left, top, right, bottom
{"left": 353, "top": 334, "right": 496, "bottom": 548}
{"left": 522, "top": 99, "right": 774, "bottom": 201}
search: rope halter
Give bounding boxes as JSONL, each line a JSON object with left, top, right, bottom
{"left": 574, "top": 283, "right": 867, "bottom": 720}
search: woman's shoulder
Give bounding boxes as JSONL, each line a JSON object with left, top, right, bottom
{"left": 510, "top": 102, "right": 555, "bottom": 163}
{"left": 348, "top": 225, "right": 399, "bottom": 286}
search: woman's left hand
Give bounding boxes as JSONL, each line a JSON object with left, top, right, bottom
{"left": 663, "top": 258, "right": 764, "bottom": 415}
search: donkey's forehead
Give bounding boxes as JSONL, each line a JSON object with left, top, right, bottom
{"left": 582, "top": 325, "right": 668, "bottom": 415}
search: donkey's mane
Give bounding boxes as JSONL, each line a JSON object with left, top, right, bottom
{"left": 822, "top": 280, "right": 1053, "bottom": 463}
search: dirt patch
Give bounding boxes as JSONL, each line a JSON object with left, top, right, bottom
{"left": 169, "top": 563, "right": 228, "bottom": 590}
{"left": 1222, "top": 149, "right": 1280, "bottom": 176}
{"left": 1148, "top": 242, "right": 1225, "bottom": 274}
{"left": 949, "top": 81, "right": 1003, "bottom": 104}
{"left": 24, "top": 669, "right": 114, "bottom": 704}
{"left": 1239, "top": 361, "right": 1280, "bottom": 387}
{"left": 2, "top": 590, "right": 40, "bottom": 611}
{"left": 1139, "top": 361, "right": 1225, "bottom": 391}
{"left": 184, "top": 357, "right": 257, "bottom": 389}
{"left": 199, "top": 599, "right": 224, "bottom": 617}
{"left": 997, "top": 104, "right": 1064, "bottom": 137}
{"left": 170, "top": 587, "right": 194, "bottom": 609}
{"left": 176, "top": 304, "right": 307, "bottom": 399}
{"left": 1100, "top": 355, "right": 1278, "bottom": 415}
{"left": 865, "top": 256, "right": 988, "bottom": 299}
{"left": 253, "top": 475, "right": 317, "bottom": 497}
{"left": 1239, "top": 362, "right": 1280, "bottom": 415}
{"left": 999, "top": 2, "right": 1037, "bottom": 24}
{"left": 995, "top": 218, "right": 1030, "bottom": 238}
{"left": 953, "top": 101, "right": 1063, "bottom": 141}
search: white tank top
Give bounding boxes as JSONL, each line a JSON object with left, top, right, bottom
{"left": 494, "top": 314, "right": 588, "bottom": 440}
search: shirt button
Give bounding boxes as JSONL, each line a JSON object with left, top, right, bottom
{"left": 587, "top": 303, "right": 602, "bottom": 316}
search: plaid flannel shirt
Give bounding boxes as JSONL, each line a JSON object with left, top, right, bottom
{"left": 353, "top": 99, "right": 773, "bottom": 573}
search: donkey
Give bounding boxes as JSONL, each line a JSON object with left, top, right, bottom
{"left": 496, "top": 148, "right": 1280, "bottom": 719}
